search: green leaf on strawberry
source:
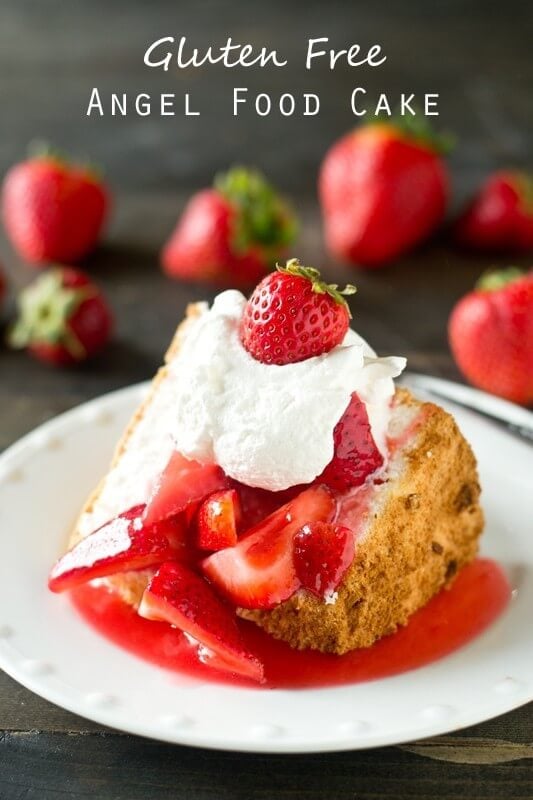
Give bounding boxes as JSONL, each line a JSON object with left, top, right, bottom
{"left": 7, "top": 266, "right": 113, "bottom": 366}
{"left": 512, "top": 172, "right": 533, "bottom": 215}
{"left": 385, "top": 113, "right": 455, "bottom": 155}
{"left": 476, "top": 267, "right": 526, "bottom": 292}
{"left": 9, "top": 270, "right": 90, "bottom": 358}
{"left": 162, "top": 168, "right": 298, "bottom": 286}
{"left": 27, "top": 139, "right": 104, "bottom": 181}
{"left": 215, "top": 166, "right": 297, "bottom": 260}
{"left": 278, "top": 258, "right": 356, "bottom": 316}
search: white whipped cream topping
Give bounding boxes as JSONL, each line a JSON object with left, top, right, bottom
{"left": 166, "top": 290, "right": 405, "bottom": 490}
{"left": 79, "top": 290, "right": 405, "bottom": 535}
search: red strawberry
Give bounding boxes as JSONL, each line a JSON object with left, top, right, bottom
{"left": 202, "top": 485, "right": 335, "bottom": 609}
{"left": 139, "top": 561, "right": 264, "bottom": 683}
{"left": 293, "top": 522, "right": 355, "bottom": 599}
{"left": 318, "top": 393, "right": 384, "bottom": 491}
{"left": 143, "top": 451, "right": 228, "bottom": 526}
{"left": 161, "top": 167, "right": 296, "bottom": 286}
{"left": 8, "top": 266, "right": 113, "bottom": 366}
{"left": 48, "top": 505, "right": 185, "bottom": 593}
{"left": 197, "top": 489, "right": 241, "bottom": 551}
{"left": 448, "top": 268, "right": 533, "bottom": 406}
{"left": 233, "top": 482, "right": 300, "bottom": 530}
{"left": 2, "top": 151, "right": 109, "bottom": 264}
{"left": 184, "top": 501, "right": 201, "bottom": 529}
{"left": 239, "top": 259, "right": 356, "bottom": 365}
{"left": 319, "top": 120, "right": 450, "bottom": 267}
{"left": 455, "top": 171, "right": 533, "bottom": 252}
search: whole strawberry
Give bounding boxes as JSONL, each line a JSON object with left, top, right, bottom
{"left": 8, "top": 266, "right": 113, "bottom": 366}
{"left": 161, "top": 167, "right": 297, "bottom": 286}
{"left": 448, "top": 268, "right": 533, "bottom": 405}
{"left": 455, "top": 171, "right": 533, "bottom": 253}
{"left": 319, "top": 119, "right": 450, "bottom": 267}
{"left": 240, "top": 259, "right": 356, "bottom": 365}
{"left": 2, "top": 149, "right": 109, "bottom": 265}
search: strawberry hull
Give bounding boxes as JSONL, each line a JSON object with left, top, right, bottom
{"left": 9, "top": 267, "right": 113, "bottom": 367}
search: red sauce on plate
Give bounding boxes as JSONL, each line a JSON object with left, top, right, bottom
{"left": 71, "top": 558, "right": 510, "bottom": 689}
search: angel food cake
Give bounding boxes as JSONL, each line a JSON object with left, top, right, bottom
{"left": 49, "top": 261, "right": 484, "bottom": 683}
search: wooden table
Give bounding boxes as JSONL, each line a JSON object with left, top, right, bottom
{"left": 0, "top": 1, "right": 531, "bottom": 797}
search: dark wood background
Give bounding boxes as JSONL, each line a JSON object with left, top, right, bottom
{"left": 0, "top": 1, "right": 531, "bottom": 797}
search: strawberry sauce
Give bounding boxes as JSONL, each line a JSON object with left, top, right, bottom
{"left": 71, "top": 558, "right": 509, "bottom": 689}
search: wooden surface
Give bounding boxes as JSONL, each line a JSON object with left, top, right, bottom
{"left": 0, "top": 1, "right": 532, "bottom": 797}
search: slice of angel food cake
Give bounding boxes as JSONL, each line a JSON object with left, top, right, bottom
{"left": 49, "top": 260, "right": 484, "bottom": 684}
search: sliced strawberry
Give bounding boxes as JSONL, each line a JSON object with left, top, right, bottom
{"left": 184, "top": 501, "right": 201, "bottom": 528}
{"left": 233, "top": 482, "right": 300, "bottom": 529}
{"left": 197, "top": 489, "right": 241, "bottom": 552}
{"left": 139, "top": 561, "right": 264, "bottom": 683}
{"left": 143, "top": 451, "right": 228, "bottom": 526}
{"left": 293, "top": 522, "right": 355, "bottom": 599}
{"left": 318, "top": 393, "right": 384, "bottom": 491}
{"left": 48, "top": 505, "right": 185, "bottom": 593}
{"left": 202, "top": 485, "right": 335, "bottom": 610}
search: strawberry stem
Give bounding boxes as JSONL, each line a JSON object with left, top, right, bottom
{"left": 476, "top": 267, "right": 527, "bottom": 292}
{"left": 277, "top": 259, "right": 356, "bottom": 317}
{"left": 215, "top": 167, "right": 297, "bottom": 262}
{"left": 511, "top": 171, "right": 533, "bottom": 215}
{"left": 7, "top": 268, "right": 90, "bottom": 359}
{"left": 27, "top": 139, "right": 104, "bottom": 180}
{"left": 385, "top": 112, "right": 455, "bottom": 155}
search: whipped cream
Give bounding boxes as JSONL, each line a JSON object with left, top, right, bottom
{"left": 79, "top": 290, "right": 405, "bottom": 535}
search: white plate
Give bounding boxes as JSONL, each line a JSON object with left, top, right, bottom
{"left": 0, "top": 380, "right": 531, "bottom": 753}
